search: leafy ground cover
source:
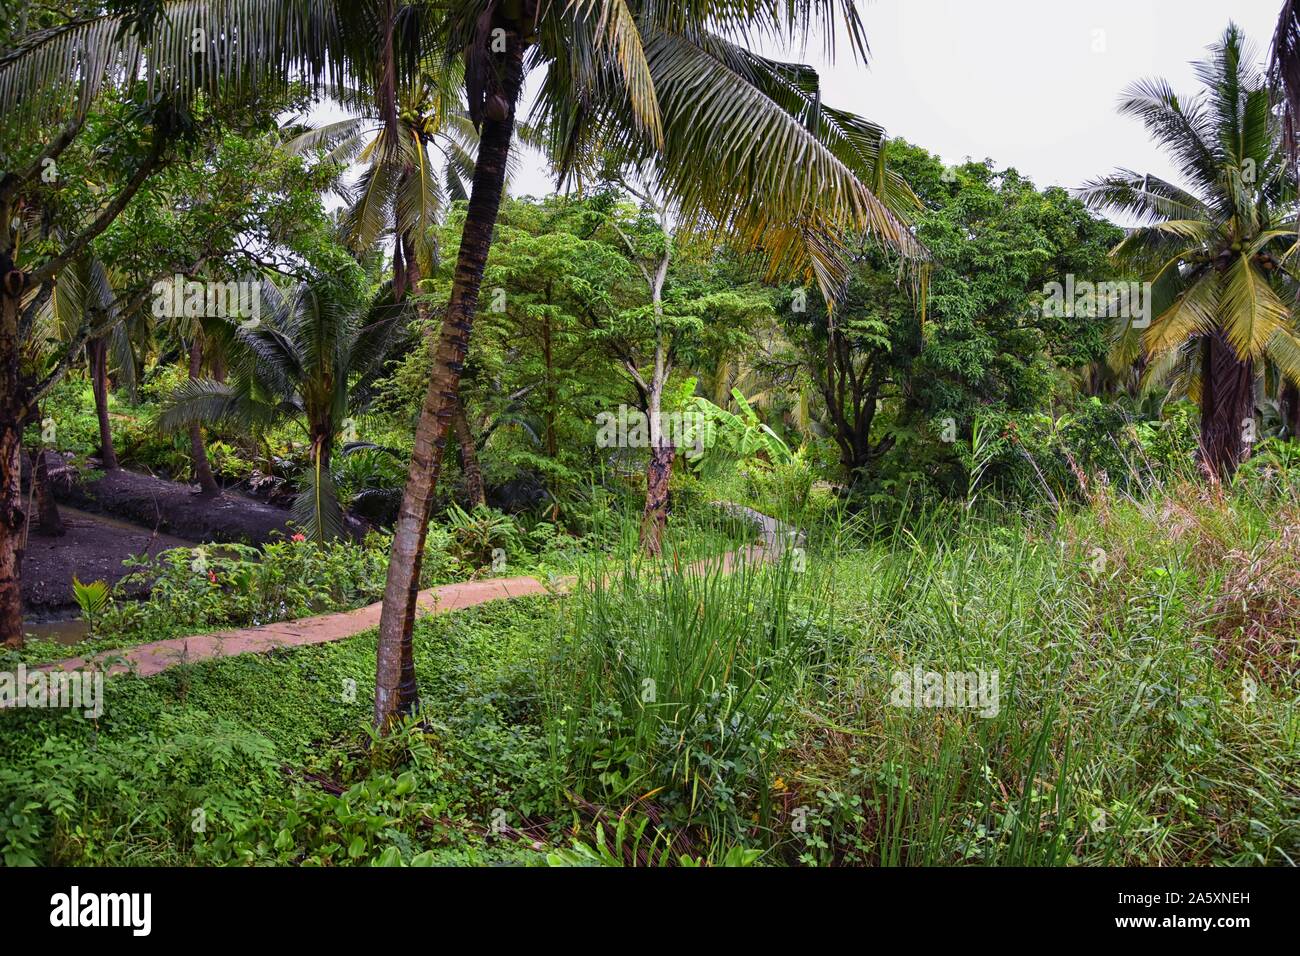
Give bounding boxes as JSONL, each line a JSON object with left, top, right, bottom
{"left": 5, "top": 472, "right": 1296, "bottom": 867}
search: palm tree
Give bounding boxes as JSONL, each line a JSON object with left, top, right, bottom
{"left": 36, "top": 253, "right": 137, "bottom": 472}
{"left": 1080, "top": 23, "right": 1300, "bottom": 478}
{"left": 1273, "top": 2, "right": 1300, "bottom": 155}
{"left": 369, "top": 0, "right": 927, "bottom": 726}
{"left": 283, "top": 70, "right": 479, "bottom": 295}
{"left": 285, "top": 70, "right": 511, "bottom": 502}
{"left": 159, "top": 272, "right": 409, "bottom": 539}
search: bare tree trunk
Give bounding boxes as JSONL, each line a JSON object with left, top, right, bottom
{"left": 373, "top": 35, "right": 525, "bottom": 729}
{"left": 453, "top": 400, "right": 486, "bottom": 508}
{"left": 1199, "top": 328, "right": 1254, "bottom": 479}
{"left": 188, "top": 337, "right": 221, "bottom": 498}
{"left": 29, "top": 447, "right": 63, "bottom": 537}
{"left": 1282, "top": 379, "right": 1300, "bottom": 440}
{"left": 609, "top": 190, "right": 674, "bottom": 556}
{"left": 0, "top": 256, "right": 28, "bottom": 647}
{"left": 640, "top": 378, "right": 674, "bottom": 557}
{"left": 88, "top": 336, "right": 119, "bottom": 470}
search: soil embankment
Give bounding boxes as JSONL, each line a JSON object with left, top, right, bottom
{"left": 23, "top": 506, "right": 195, "bottom": 612}
{"left": 46, "top": 455, "right": 299, "bottom": 544}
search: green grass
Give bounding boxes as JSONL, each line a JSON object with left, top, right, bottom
{"left": 3, "top": 483, "right": 1297, "bottom": 866}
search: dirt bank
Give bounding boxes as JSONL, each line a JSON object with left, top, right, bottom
{"left": 23, "top": 507, "right": 195, "bottom": 612}
{"left": 45, "top": 454, "right": 305, "bottom": 544}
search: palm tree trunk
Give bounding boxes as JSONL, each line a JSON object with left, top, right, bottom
{"left": 188, "top": 337, "right": 221, "bottom": 498}
{"left": 0, "top": 255, "right": 28, "bottom": 647}
{"left": 454, "top": 400, "right": 486, "bottom": 508}
{"left": 373, "top": 36, "right": 526, "bottom": 728}
{"left": 1199, "top": 328, "right": 1254, "bottom": 479}
{"left": 88, "top": 337, "right": 120, "bottom": 470}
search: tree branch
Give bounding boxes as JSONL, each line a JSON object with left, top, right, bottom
{"left": 28, "top": 139, "right": 166, "bottom": 288}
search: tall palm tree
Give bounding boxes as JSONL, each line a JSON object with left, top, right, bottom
{"left": 1080, "top": 23, "right": 1300, "bottom": 478}
{"left": 159, "top": 273, "right": 409, "bottom": 539}
{"left": 1273, "top": 1, "right": 1300, "bottom": 156}
{"left": 283, "top": 70, "right": 480, "bottom": 296}
{"left": 285, "top": 67, "right": 530, "bottom": 510}
{"left": 370, "top": 0, "right": 926, "bottom": 726}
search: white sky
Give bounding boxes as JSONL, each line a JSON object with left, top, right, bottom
{"left": 508, "top": 0, "right": 1284, "bottom": 205}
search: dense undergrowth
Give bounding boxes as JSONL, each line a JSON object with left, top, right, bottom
{"left": 4, "top": 465, "right": 1297, "bottom": 867}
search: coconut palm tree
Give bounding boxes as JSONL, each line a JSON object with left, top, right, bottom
{"left": 283, "top": 69, "right": 514, "bottom": 508}
{"left": 1080, "top": 23, "right": 1300, "bottom": 479}
{"left": 1273, "top": 1, "right": 1300, "bottom": 153}
{"left": 283, "top": 70, "right": 480, "bottom": 296}
{"left": 158, "top": 272, "right": 410, "bottom": 540}
{"left": 369, "top": 0, "right": 927, "bottom": 727}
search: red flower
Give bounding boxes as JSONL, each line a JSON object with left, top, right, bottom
{"left": 208, "top": 571, "right": 217, "bottom": 584}
{"left": 291, "top": 533, "right": 306, "bottom": 543}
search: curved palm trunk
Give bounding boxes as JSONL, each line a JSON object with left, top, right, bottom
{"left": 88, "top": 337, "right": 119, "bottom": 470}
{"left": 373, "top": 38, "right": 525, "bottom": 728}
{"left": 1199, "top": 328, "right": 1254, "bottom": 479}
{"left": 0, "top": 256, "right": 27, "bottom": 647}
{"left": 188, "top": 338, "right": 221, "bottom": 498}
{"left": 453, "top": 400, "right": 486, "bottom": 508}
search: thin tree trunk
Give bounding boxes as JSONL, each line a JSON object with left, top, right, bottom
{"left": 1281, "top": 380, "right": 1300, "bottom": 440}
{"left": 454, "top": 400, "right": 486, "bottom": 508}
{"left": 640, "top": 387, "right": 675, "bottom": 558}
{"left": 88, "top": 337, "right": 120, "bottom": 470}
{"left": 188, "top": 337, "right": 221, "bottom": 498}
{"left": 543, "top": 308, "right": 557, "bottom": 459}
{"left": 29, "top": 447, "right": 63, "bottom": 536}
{"left": 0, "top": 255, "right": 28, "bottom": 647}
{"left": 1199, "top": 328, "right": 1254, "bottom": 479}
{"left": 637, "top": 254, "right": 672, "bottom": 556}
{"left": 373, "top": 35, "right": 525, "bottom": 728}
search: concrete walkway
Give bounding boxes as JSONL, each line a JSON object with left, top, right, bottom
{"left": 38, "top": 574, "right": 563, "bottom": 678}
{"left": 38, "top": 541, "right": 773, "bottom": 679}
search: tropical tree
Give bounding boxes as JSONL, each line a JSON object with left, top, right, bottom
{"left": 0, "top": 0, "right": 425, "bottom": 644}
{"left": 371, "top": 0, "right": 926, "bottom": 727}
{"left": 1272, "top": 1, "right": 1300, "bottom": 155}
{"left": 159, "top": 270, "right": 409, "bottom": 540}
{"left": 284, "top": 70, "right": 477, "bottom": 296}
{"left": 1080, "top": 23, "right": 1300, "bottom": 478}
{"left": 595, "top": 193, "right": 770, "bottom": 553}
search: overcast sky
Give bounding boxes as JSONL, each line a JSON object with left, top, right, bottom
{"left": 507, "top": 0, "right": 1284, "bottom": 206}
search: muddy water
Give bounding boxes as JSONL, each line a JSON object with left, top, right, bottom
{"left": 25, "top": 614, "right": 91, "bottom": 646}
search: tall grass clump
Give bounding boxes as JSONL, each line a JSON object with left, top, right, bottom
{"left": 775, "top": 474, "right": 1299, "bottom": 866}
{"left": 537, "top": 525, "right": 831, "bottom": 848}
